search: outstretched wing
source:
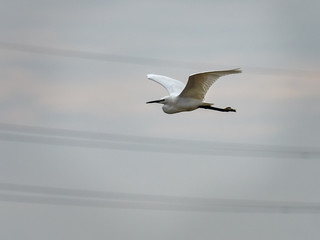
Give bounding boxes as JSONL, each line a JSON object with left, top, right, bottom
{"left": 179, "top": 68, "right": 242, "bottom": 100}
{"left": 147, "top": 74, "right": 186, "bottom": 96}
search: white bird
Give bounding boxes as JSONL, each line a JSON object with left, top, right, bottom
{"left": 146, "top": 68, "right": 242, "bottom": 114}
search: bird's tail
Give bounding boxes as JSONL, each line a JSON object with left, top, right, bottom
{"left": 201, "top": 102, "right": 214, "bottom": 106}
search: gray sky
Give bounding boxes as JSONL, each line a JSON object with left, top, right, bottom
{"left": 0, "top": 0, "right": 320, "bottom": 239}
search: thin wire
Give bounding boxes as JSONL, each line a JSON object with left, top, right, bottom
{"left": 0, "top": 182, "right": 319, "bottom": 213}
{"left": 0, "top": 41, "right": 319, "bottom": 75}
{"left": 0, "top": 41, "right": 198, "bottom": 69}
{"left": 0, "top": 123, "right": 319, "bottom": 159}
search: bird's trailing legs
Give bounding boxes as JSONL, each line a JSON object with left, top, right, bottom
{"left": 198, "top": 105, "right": 236, "bottom": 112}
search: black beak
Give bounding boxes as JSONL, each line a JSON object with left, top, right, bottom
{"left": 146, "top": 99, "right": 164, "bottom": 104}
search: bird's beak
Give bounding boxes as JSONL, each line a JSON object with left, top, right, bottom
{"left": 146, "top": 99, "right": 164, "bottom": 104}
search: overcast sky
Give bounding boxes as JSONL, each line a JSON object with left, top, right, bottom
{"left": 0, "top": 0, "right": 320, "bottom": 239}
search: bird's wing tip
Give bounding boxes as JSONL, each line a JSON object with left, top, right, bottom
{"left": 232, "top": 68, "right": 242, "bottom": 73}
{"left": 147, "top": 74, "right": 156, "bottom": 79}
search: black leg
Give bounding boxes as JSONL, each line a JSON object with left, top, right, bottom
{"left": 198, "top": 106, "right": 236, "bottom": 112}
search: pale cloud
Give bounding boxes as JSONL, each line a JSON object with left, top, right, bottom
{"left": 222, "top": 72, "right": 320, "bottom": 102}
{"left": 1, "top": 66, "right": 319, "bottom": 143}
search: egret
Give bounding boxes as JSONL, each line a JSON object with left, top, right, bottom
{"left": 146, "top": 68, "right": 241, "bottom": 114}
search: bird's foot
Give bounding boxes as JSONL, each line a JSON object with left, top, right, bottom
{"left": 225, "top": 107, "right": 236, "bottom": 112}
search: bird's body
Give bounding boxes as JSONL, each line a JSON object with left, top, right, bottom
{"left": 162, "top": 96, "right": 203, "bottom": 114}
{"left": 146, "top": 69, "right": 241, "bottom": 114}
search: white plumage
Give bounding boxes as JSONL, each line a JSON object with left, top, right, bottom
{"left": 146, "top": 68, "right": 241, "bottom": 114}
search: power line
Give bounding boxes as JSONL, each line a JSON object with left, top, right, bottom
{"left": 0, "top": 41, "right": 198, "bottom": 69}
{"left": 0, "top": 123, "right": 319, "bottom": 159}
{"left": 0, "top": 41, "right": 318, "bottom": 75}
{"left": 0, "top": 182, "right": 319, "bottom": 213}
